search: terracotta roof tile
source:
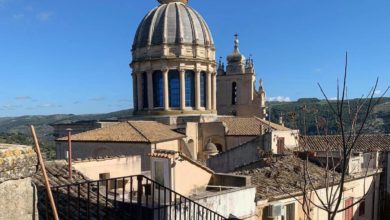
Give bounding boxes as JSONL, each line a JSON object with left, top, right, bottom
{"left": 218, "top": 116, "right": 291, "bottom": 136}
{"left": 149, "top": 150, "right": 215, "bottom": 174}
{"left": 57, "top": 121, "right": 185, "bottom": 143}
{"left": 299, "top": 134, "right": 390, "bottom": 152}
{"left": 233, "top": 156, "right": 340, "bottom": 201}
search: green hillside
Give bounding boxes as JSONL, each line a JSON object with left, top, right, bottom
{"left": 0, "top": 109, "right": 133, "bottom": 159}
{"left": 269, "top": 97, "right": 390, "bottom": 135}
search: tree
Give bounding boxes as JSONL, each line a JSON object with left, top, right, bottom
{"left": 276, "top": 53, "right": 389, "bottom": 220}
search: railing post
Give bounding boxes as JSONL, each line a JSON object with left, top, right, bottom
{"left": 137, "top": 175, "right": 143, "bottom": 220}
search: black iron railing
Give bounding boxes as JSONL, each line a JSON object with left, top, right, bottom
{"left": 40, "top": 175, "right": 227, "bottom": 220}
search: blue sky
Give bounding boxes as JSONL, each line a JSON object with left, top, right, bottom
{"left": 0, "top": 0, "right": 389, "bottom": 117}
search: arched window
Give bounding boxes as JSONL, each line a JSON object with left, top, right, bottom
{"left": 232, "top": 82, "right": 237, "bottom": 105}
{"left": 200, "top": 72, "right": 207, "bottom": 107}
{"left": 169, "top": 70, "right": 180, "bottom": 108}
{"left": 153, "top": 71, "right": 163, "bottom": 108}
{"left": 185, "top": 70, "right": 195, "bottom": 107}
{"left": 142, "top": 72, "right": 148, "bottom": 109}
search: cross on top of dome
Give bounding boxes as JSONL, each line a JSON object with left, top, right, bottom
{"left": 158, "top": 0, "right": 188, "bottom": 4}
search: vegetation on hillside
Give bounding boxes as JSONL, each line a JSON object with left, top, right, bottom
{"left": 269, "top": 97, "right": 390, "bottom": 135}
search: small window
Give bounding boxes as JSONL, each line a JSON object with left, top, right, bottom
{"left": 154, "top": 161, "right": 165, "bottom": 187}
{"left": 232, "top": 82, "right": 237, "bottom": 105}
{"left": 359, "top": 200, "right": 365, "bottom": 216}
{"left": 285, "top": 203, "right": 295, "bottom": 220}
{"left": 277, "top": 137, "right": 285, "bottom": 154}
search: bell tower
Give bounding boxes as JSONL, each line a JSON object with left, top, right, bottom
{"left": 216, "top": 34, "right": 266, "bottom": 118}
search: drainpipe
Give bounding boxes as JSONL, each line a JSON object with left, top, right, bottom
{"left": 67, "top": 128, "right": 73, "bottom": 179}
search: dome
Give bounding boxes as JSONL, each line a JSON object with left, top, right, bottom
{"left": 133, "top": 1, "right": 214, "bottom": 50}
{"left": 204, "top": 140, "right": 218, "bottom": 155}
{"left": 227, "top": 34, "right": 245, "bottom": 63}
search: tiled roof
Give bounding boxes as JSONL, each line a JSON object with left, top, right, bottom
{"left": 299, "top": 134, "right": 390, "bottom": 152}
{"left": 149, "top": 150, "right": 215, "bottom": 174}
{"left": 218, "top": 116, "right": 291, "bottom": 136}
{"left": 57, "top": 121, "right": 185, "bottom": 143}
{"left": 32, "top": 161, "right": 131, "bottom": 219}
{"left": 256, "top": 117, "right": 292, "bottom": 131}
{"left": 149, "top": 149, "right": 178, "bottom": 159}
{"left": 233, "top": 156, "right": 340, "bottom": 201}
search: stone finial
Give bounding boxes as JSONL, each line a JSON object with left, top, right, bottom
{"left": 158, "top": 0, "right": 188, "bottom": 4}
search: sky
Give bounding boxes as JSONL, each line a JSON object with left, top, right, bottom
{"left": 0, "top": 0, "right": 389, "bottom": 117}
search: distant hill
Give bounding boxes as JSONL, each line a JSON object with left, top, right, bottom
{"left": 268, "top": 97, "right": 390, "bottom": 135}
{"left": 0, "top": 98, "right": 388, "bottom": 160}
{"left": 0, "top": 109, "right": 133, "bottom": 159}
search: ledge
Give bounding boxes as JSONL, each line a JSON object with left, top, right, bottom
{"left": 0, "top": 144, "right": 37, "bottom": 184}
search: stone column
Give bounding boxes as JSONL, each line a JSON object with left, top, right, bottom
{"left": 206, "top": 72, "right": 212, "bottom": 110}
{"left": 180, "top": 69, "right": 186, "bottom": 110}
{"left": 212, "top": 73, "right": 217, "bottom": 110}
{"left": 137, "top": 72, "right": 143, "bottom": 110}
{"left": 195, "top": 70, "right": 201, "bottom": 110}
{"left": 147, "top": 71, "right": 154, "bottom": 110}
{"left": 132, "top": 73, "right": 138, "bottom": 111}
{"left": 163, "top": 69, "right": 169, "bottom": 111}
{"left": 0, "top": 144, "right": 38, "bottom": 219}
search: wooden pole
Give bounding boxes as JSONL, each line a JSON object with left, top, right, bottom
{"left": 30, "top": 125, "right": 59, "bottom": 220}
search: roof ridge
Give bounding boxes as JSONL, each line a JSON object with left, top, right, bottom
{"left": 127, "top": 121, "right": 151, "bottom": 143}
{"left": 179, "top": 153, "right": 215, "bottom": 174}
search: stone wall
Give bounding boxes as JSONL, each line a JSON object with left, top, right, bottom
{"left": 207, "top": 136, "right": 264, "bottom": 173}
{"left": 0, "top": 144, "right": 38, "bottom": 220}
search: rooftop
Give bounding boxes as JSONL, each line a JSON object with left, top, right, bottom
{"left": 299, "top": 134, "right": 390, "bottom": 152}
{"left": 149, "top": 149, "right": 215, "bottom": 174}
{"left": 218, "top": 116, "right": 291, "bottom": 136}
{"left": 57, "top": 121, "right": 185, "bottom": 143}
{"left": 233, "top": 156, "right": 339, "bottom": 201}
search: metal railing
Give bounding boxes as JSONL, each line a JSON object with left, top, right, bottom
{"left": 40, "top": 175, "right": 227, "bottom": 220}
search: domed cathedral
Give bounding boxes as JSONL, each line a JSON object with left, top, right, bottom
{"left": 128, "top": 0, "right": 279, "bottom": 161}
{"left": 216, "top": 34, "right": 267, "bottom": 119}
{"left": 131, "top": 0, "right": 217, "bottom": 118}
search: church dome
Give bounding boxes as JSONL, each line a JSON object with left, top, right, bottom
{"left": 133, "top": 0, "right": 214, "bottom": 50}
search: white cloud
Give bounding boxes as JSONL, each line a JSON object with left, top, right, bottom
{"left": 36, "top": 12, "right": 53, "bottom": 21}
{"left": 374, "top": 90, "right": 381, "bottom": 95}
{"left": 90, "top": 97, "right": 105, "bottom": 102}
{"left": 38, "top": 103, "right": 61, "bottom": 108}
{"left": 267, "top": 96, "right": 292, "bottom": 102}
{"left": 314, "top": 68, "right": 322, "bottom": 73}
{"left": 0, "top": 104, "right": 20, "bottom": 110}
{"left": 15, "top": 96, "right": 32, "bottom": 100}
{"left": 329, "top": 97, "right": 338, "bottom": 101}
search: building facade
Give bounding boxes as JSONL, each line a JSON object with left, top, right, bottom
{"left": 216, "top": 34, "right": 267, "bottom": 118}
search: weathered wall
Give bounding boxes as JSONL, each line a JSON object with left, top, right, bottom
{"left": 207, "top": 136, "right": 264, "bottom": 173}
{"left": 270, "top": 130, "right": 299, "bottom": 153}
{"left": 226, "top": 136, "right": 257, "bottom": 150}
{"left": 171, "top": 157, "right": 213, "bottom": 196}
{"left": 73, "top": 155, "right": 142, "bottom": 180}
{"left": 198, "top": 122, "right": 226, "bottom": 160}
{"left": 194, "top": 187, "right": 257, "bottom": 219}
{"left": 56, "top": 141, "right": 152, "bottom": 171}
{"left": 155, "top": 139, "right": 180, "bottom": 151}
{"left": 312, "top": 174, "right": 380, "bottom": 220}
{"left": 0, "top": 144, "right": 38, "bottom": 220}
